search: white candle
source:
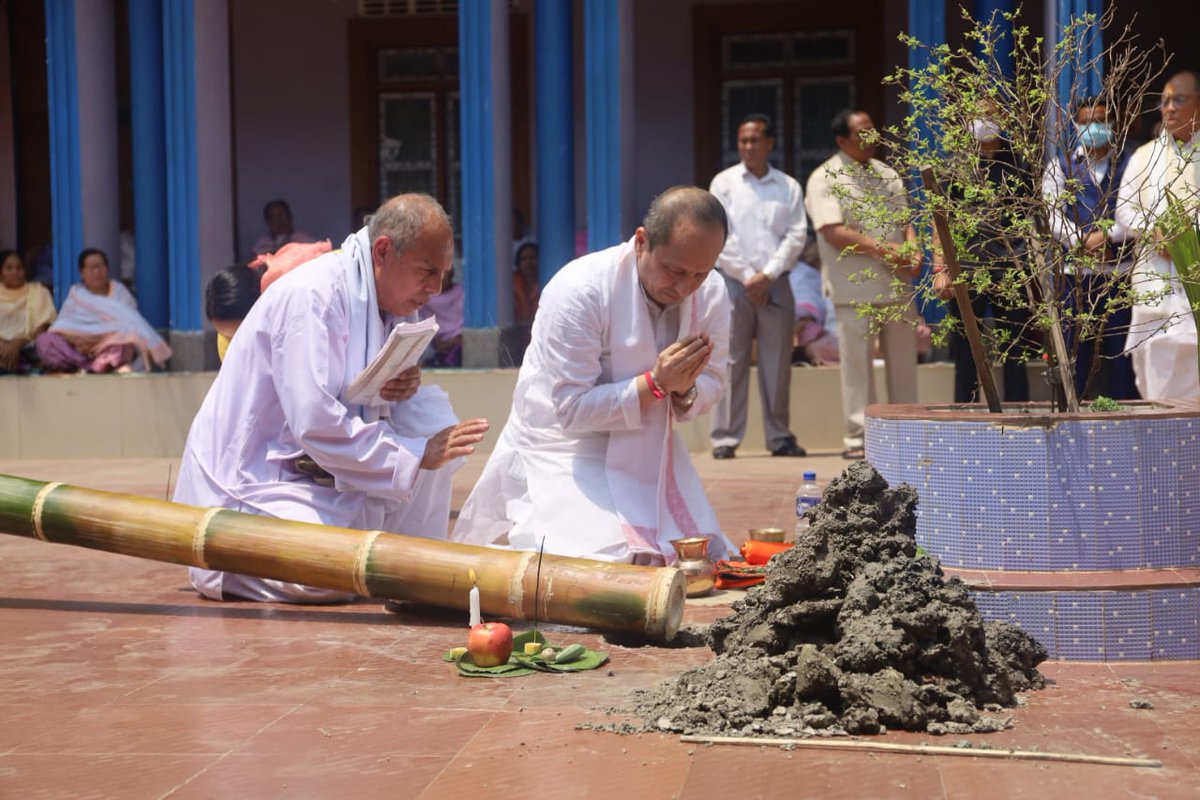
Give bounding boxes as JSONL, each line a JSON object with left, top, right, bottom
{"left": 468, "top": 569, "right": 481, "bottom": 627}
{"left": 469, "top": 585, "right": 481, "bottom": 627}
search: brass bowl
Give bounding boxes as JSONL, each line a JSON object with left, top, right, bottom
{"left": 748, "top": 527, "right": 786, "bottom": 543}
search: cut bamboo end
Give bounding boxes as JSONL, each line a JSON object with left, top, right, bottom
{"left": 646, "top": 567, "right": 686, "bottom": 641}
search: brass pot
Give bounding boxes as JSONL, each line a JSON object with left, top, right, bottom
{"left": 748, "top": 527, "right": 786, "bottom": 543}
{"left": 669, "top": 535, "right": 716, "bottom": 597}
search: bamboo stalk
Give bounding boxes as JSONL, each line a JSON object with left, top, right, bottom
{"left": 679, "top": 735, "right": 1162, "bottom": 768}
{"left": 0, "top": 474, "right": 686, "bottom": 640}
{"left": 921, "top": 167, "right": 1003, "bottom": 413}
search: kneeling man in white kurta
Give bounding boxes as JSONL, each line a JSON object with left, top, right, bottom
{"left": 175, "top": 194, "right": 489, "bottom": 603}
{"left": 453, "top": 186, "right": 736, "bottom": 565}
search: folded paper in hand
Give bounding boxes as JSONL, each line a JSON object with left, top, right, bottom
{"left": 344, "top": 317, "right": 439, "bottom": 406}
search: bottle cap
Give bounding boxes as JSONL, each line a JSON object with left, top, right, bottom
{"left": 803, "top": 472, "right": 816, "bottom": 481}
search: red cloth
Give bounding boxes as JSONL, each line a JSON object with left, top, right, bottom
{"left": 714, "top": 560, "right": 768, "bottom": 589}
{"left": 739, "top": 540, "right": 793, "bottom": 565}
{"left": 253, "top": 240, "right": 333, "bottom": 293}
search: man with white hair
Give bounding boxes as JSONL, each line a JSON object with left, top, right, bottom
{"left": 175, "top": 194, "right": 489, "bottom": 603}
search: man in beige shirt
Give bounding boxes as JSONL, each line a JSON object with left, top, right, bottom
{"left": 805, "top": 109, "right": 920, "bottom": 459}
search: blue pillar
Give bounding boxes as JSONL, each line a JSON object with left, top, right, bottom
{"left": 459, "top": 0, "right": 499, "bottom": 328}
{"left": 128, "top": 0, "right": 169, "bottom": 328}
{"left": 974, "top": 0, "right": 1015, "bottom": 78}
{"left": 1055, "top": 0, "right": 1103, "bottom": 111}
{"left": 908, "top": 0, "right": 946, "bottom": 324}
{"left": 584, "top": 0, "right": 621, "bottom": 251}
{"left": 162, "top": 0, "right": 201, "bottom": 330}
{"left": 535, "top": 0, "right": 575, "bottom": 283}
{"left": 44, "top": 0, "right": 83, "bottom": 305}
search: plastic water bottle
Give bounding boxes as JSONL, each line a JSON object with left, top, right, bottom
{"left": 795, "top": 472, "right": 820, "bottom": 535}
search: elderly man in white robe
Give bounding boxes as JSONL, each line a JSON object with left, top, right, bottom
{"left": 453, "top": 186, "right": 736, "bottom": 565}
{"left": 175, "top": 194, "right": 489, "bottom": 603}
{"left": 1116, "top": 70, "right": 1200, "bottom": 399}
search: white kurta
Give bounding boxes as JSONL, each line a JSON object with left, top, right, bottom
{"left": 452, "top": 238, "right": 735, "bottom": 565}
{"left": 175, "top": 227, "right": 461, "bottom": 602}
{"left": 1116, "top": 131, "right": 1200, "bottom": 399}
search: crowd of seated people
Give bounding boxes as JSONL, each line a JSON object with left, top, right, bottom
{"left": 0, "top": 246, "right": 171, "bottom": 375}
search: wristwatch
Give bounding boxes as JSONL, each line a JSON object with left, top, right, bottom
{"left": 673, "top": 385, "right": 698, "bottom": 410}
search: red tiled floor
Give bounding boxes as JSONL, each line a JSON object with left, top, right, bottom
{"left": 0, "top": 754, "right": 218, "bottom": 800}
{"left": 683, "top": 745, "right": 947, "bottom": 800}
{"left": 167, "top": 752, "right": 453, "bottom": 799}
{"left": 1, "top": 454, "right": 1197, "bottom": 797}
{"left": 10, "top": 703, "right": 296, "bottom": 756}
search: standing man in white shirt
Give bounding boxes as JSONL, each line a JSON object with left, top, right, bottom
{"left": 708, "top": 113, "right": 808, "bottom": 460}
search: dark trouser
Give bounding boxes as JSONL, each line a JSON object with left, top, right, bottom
{"left": 945, "top": 267, "right": 1031, "bottom": 404}
{"left": 710, "top": 272, "right": 796, "bottom": 450}
{"left": 1062, "top": 273, "right": 1139, "bottom": 401}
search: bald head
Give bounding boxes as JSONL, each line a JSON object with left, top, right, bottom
{"left": 642, "top": 186, "right": 728, "bottom": 251}
{"left": 633, "top": 187, "right": 727, "bottom": 307}
{"left": 369, "top": 193, "right": 453, "bottom": 257}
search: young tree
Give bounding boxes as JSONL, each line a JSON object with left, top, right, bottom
{"left": 834, "top": 7, "right": 1176, "bottom": 412}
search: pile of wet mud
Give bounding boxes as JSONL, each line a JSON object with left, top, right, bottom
{"left": 623, "top": 462, "right": 1046, "bottom": 737}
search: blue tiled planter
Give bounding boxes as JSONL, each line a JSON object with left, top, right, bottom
{"left": 866, "top": 401, "right": 1200, "bottom": 660}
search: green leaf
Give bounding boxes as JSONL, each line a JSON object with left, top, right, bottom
{"left": 543, "top": 649, "right": 609, "bottom": 672}
{"left": 456, "top": 664, "right": 537, "bottom": 678}
{"left": 454, "top": 656, "right": 534, "bottom": 677}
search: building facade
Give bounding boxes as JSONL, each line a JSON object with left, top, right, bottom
{"left": 2, "top": 0, "right": 1165, "bottom": 368}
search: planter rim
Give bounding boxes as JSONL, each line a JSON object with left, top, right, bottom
{"left": 866, "top": 399, "right": 1200, "bottom": 425}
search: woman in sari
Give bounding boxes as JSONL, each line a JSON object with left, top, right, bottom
{"left": 0, "top": 250, "right": 56, "bottom": 373}
{"left": 35, "top": 248, "right": 171, "bottom": 373}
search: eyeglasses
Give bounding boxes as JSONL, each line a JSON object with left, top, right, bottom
{"left": 1160, "top": 94, "right": 1196, "bottom": 109}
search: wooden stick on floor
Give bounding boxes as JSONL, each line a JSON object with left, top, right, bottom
{"left": 679, "top": 735, "right": 1163, "bottom": 769}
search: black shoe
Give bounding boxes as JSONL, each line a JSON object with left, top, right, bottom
{"left": 771, "top": 439, "right": 807, "bottom": 457}
{"left": 712, "top": 445, "right": 737, "bottom": 460}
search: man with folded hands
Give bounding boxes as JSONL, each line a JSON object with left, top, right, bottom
{"left": 453, "top": 187, "right": 736, "bottom": 565}
{"left": 175, "top": 194, "right": 488, "bottom": 603}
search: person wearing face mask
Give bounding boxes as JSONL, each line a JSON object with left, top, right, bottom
{"left": 1041, "top": 97, "right": 1138, "bottom": 401}
{"left": 933, "top": 114, "right": 1035, "bottom": 404}
{"left": 1116, "top": 70, "right": 1200, "bottom": 400}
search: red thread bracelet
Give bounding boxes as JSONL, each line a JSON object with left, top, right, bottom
{"left": 644, "top": 370, "right": 666, "bottom": 400}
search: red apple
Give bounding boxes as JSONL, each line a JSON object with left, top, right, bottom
{"left": 467, "top": 621, "right": 513, "bottom": 667}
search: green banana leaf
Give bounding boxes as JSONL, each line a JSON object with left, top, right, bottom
{"left": 1160, "top": 193, "right": 1200, "bottom": 382}
{"left": 442, "top": 627, "right": 608, "bottom": 678}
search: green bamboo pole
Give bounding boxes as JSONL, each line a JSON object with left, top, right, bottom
{"left": 0, "top": 474, "right": 686, "bottom": 640}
